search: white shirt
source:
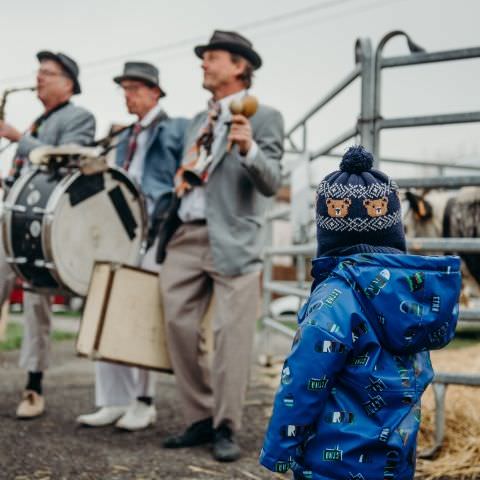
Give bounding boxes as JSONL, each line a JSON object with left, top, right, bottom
{"left": 178, "top": 90, "right": 258, "bottom": 222}
{"left": 128, "top": 103, "right": 163, "bottom": 187}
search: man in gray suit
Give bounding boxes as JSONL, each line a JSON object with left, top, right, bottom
{"left": 160, "top": 30, "right": 284, "bottom": 461}
{"left": 0, "top": 51, "right": 95, "bottom": 418}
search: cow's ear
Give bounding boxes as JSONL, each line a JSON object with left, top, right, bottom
{"left": 417, "top": 200, "right": 427, "bottom": 218}
{"left": 363, "top": 199, "right": 371, "bottom": 207}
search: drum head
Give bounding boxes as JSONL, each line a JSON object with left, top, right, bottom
{"left": 44, "top": 168, "right": 146, "bottom": 295}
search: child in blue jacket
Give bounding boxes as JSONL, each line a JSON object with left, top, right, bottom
{"left": 260, "top": 146, "right": 461, "bottom": 480}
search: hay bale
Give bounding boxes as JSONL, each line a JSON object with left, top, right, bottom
{"left": 416, "top": 344, "right": 480, "bottom": 479}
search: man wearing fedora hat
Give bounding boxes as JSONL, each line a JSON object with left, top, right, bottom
{"left": 159, "top": 30, "right": 284, "bottom": 461}
{"left": 76, "top": 61, "right": 188, "bottom": 431}
{"left": 0, "top": 50, "right": 95, "bottom": 419}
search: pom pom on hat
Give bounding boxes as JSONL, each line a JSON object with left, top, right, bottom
{"left": 340, "top": 145, "right": 373, "bottom": 174}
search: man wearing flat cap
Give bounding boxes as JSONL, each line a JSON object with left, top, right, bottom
{"left": 77, "top": 62, "right": 188, "bottom": 431}
{"left": 160, "top": 30, "right": 284, "bottom": 461}
{"left": 0, "top": 51, "right": 95, "bottom": 419}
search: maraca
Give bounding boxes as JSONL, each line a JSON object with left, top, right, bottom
{"left": 227, "top": 95, "right": 258, "bottom": 152}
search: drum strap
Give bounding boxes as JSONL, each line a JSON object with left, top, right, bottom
{"left": 30, "top": 101, "right": 71, "bottom": 138}
{"left": 94, "top": 110, "right": 169, "bottom": 163}
{"left": 67, "top": 173, "right": 105, "bottom": 206}
{"left": 108, "top": 186, "right": 138, "bottom": 240}
{"left": 4, "top": 101, "right": 71, "bottom": 190}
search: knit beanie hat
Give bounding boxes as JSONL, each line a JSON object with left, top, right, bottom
{"left": 315, "top": 145, "right": 406, "bottom": 256}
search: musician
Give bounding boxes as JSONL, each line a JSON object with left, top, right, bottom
{"left": 0, "top": 51, "right": 95, "bottom": 418}
{"left": 76, "top": 62, "right": 188, "bottom": 430}
{"left": 159, "top": 30, "right": 284, "bottom": 461}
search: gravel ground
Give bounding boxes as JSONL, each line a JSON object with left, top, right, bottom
{"left": 0, "top": 331, "right": 290, "bottom": 480}
{"left": 3, "top": 320, "right": 475, "bottom": 480}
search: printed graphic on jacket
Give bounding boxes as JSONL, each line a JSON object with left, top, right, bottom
{"left": 260, "top": 253, "right": 461, "bottom": 480}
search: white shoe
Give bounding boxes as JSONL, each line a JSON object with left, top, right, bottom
{"left": 115, "top": 401, "right": 157, "bottom": 431}
{"left": 76, "top": 406, "right": 128, "bottom": 427}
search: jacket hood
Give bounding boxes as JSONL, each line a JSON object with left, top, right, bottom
{"left": 311, "top": 253, "right": 461, "bottom": 354}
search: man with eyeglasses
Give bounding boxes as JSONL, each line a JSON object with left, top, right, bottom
{"left": 76, "top": 61, "right": 188, "bottom": 431}
{"left": 0, "top": 51, "right": 95, "bottom": 419}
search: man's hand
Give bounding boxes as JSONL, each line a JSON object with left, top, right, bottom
{"left": 228, "top": 114, "right": 252, "bottom": 155}
{"left": 0, "top": 121, "right": 21, "bottom": 142}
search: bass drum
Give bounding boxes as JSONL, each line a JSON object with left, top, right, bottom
{"left": 2, "top": 166, "right": 146, "bottom": 296}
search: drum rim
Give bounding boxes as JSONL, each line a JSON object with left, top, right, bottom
{"left": 41, "top": 169, "right": 82, "bottom": 293}
{"left": 42, "top": 166, "right": 148, "bottom": 295}
{"left": 2, "top": 168, "right": 42, "bottom": 285}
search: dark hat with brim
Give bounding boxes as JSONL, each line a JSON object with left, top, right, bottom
{"left": 37, "top": 50, "right": 81, "bottom": 95}
{"left": 113, "top": 62, "right": 166, "bottom": 97}
{"left": 194, "top": 30, "right": 262, "bottom": 70}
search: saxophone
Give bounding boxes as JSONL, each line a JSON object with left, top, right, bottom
{"left": 0, "top": 86, "right": 36, "bottom": 190}
{"left": 0, "top": 86, "right": 36, "bottom": 122}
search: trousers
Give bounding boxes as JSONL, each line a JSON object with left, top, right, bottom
{"left": 160, "top": 224, "right": 260, "bottom": 431}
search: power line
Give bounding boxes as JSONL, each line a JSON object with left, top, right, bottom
{"left": 68, "top": 0, "right": 413, "bottom": 83}
{"left": 86, "top": 0, "right": 359, "bottom": 67}
{"left": 253, "top": 0, "right": 411, "bottom": 44}
{"left": 0, "top": 0, "right": 370, "bottom": 84}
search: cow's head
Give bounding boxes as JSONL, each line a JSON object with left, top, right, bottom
{"left": 404, "top": 191, "right": 433, "bottom": 222}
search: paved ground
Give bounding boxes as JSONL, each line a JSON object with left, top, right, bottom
{"left": 0, "top": 315, "right": 291, "bottom": 480}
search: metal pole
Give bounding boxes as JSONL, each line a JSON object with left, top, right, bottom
{"left": 260, "top": 217, "right": 274, "bottom": 365}
{"left": 378, "top": 111, "right": 480, "bottom": 129}
{"left": 302, "top": 123, "right": 308, "bottom": 153}
{"left": 381, "top": 46, "right": 480, "bottom": 68}
{"left": 310, "top": 126, "right": 358, "bottom": 160}
{"left": 396, "top": 175, "right": 480, "bottom": 189}
{"left": 356, "top": 37, "right": 376, "bottom": 155}
{"left": 373, "top": 31, "right": 425, "bottom": 162}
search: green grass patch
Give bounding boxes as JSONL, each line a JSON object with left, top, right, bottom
{"left": 51, "top": 330, "right": 77, "bottom": 341}
{"left": 52, "top": 310, "right": 82, "bottom": 318}
{"left": 0, "top": 323, "right": 23, "bottom": 351}
{"left": 0, "top": 323, "right": 76, "bottom": 352}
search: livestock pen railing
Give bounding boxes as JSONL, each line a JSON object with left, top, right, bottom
{"left": 262, "top": 31, "right": 480, "bottom": 457}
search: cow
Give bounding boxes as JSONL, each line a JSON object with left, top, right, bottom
{"left": 402, "top": 188, "right": 480, "bottom": 306}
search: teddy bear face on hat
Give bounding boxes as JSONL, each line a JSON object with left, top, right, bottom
{"left": 315, "top": 146, "right": 406, "bottom": 256}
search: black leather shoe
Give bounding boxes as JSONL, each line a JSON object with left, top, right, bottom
{"left": 212, "top": 424, "right": 241, "bottom": 462}
{"left": 163, "top": 417, "right": 214, "bottom": 448}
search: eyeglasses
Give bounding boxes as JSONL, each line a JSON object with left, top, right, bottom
{"left": 37, "top": 69, "right": 67, "bottom": 78}
{"left": 119, "top": 84, "right": 144, "bottom": 93}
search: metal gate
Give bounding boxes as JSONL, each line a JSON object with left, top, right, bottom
{"left": 261, "top": 31, "right": 480, "bottom": 456}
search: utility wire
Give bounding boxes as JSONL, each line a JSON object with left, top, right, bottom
{"left": 74, "top": 0, "right": 412, "bottom": 82}
{"left": 84, "top": 0, "right": 360, "bottom": 67}
{"left": 0, "top": 0, "right": 374, "bottom": 84}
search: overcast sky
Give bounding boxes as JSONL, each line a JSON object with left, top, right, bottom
{"left": 1, "top": 0, "right": 479, "bottom": 178}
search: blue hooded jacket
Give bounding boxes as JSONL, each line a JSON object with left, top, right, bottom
{"left": 260, "top": 253, "right": 461, "bottom": 480}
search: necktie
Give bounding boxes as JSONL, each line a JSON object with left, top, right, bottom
{"left": 123, "top": 122, "right": 142, "bottom": 171}
{"left": 197, "top": 100, "right": 221, "bottom": 155}
{"left": 174, "top": 101, "right": 221, "bottom": 196}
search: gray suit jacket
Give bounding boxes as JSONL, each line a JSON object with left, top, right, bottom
{"left": 16, "top": 102, "right": 96, "bottom": 158}
{"left": 180, "top": 104, "right": 284, "bottom": 276}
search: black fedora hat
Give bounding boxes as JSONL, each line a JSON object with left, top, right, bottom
{"left": 37, "top": 51, "right": 81, "bottom": 95}
{"left": 194, "top": 30, "right": 262, "bottom": 70}
{"left": 113, "top": 62, "right": 166, "bottom": 97}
